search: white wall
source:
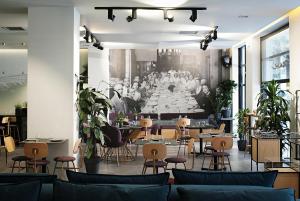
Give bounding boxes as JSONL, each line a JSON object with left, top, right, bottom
{"left": 289, "top": 7, "right": 300, "bottom": 131}
{"left": 88, "top": 47, "right": 109, "bottom": 95}
{"left": 27, "top": 7, "right": 80, "bottom": 156}
{"left": 0, "top": 49, "right": 27, "bottom": 114}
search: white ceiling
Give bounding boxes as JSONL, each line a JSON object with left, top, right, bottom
{"left": 0, "top": 0, "right": 299, "bottom": 49}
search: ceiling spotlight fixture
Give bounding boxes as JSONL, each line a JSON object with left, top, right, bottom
{"left": 200, "top": 26, "right": 218, "bottom": 51}
{"left": 21, "top": 42, "right": 26, "bottom": 46}
{"left": 127, "top": 8, "right": 137, "bottom": 22}
{"left": 212, "top": 26, "right": 218, "bottom": 40}
{"left": 164, "top": 9, "right": 174, "bottom": 22}
{"left": 95, "top": 7, "right": 206, "bottom": 22}
{"left": 82, "top": 25, "right": 104, "bottom": 51}
{"left": 0, "top": 42, "right": 5, "bottom": 46}
{"left": 189, "top": 9, "right": 197, "bottom": 22}
{"left": 108, "top": 8, "right": 115, "bottom": 21}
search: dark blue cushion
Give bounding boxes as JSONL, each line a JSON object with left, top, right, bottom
{"left": 0, "top": 181, "right": 41, "bottom": 201}
{"left": 172, "top": 169, "right": 277, "bottom": 187}
{"left": 177, "top": 187, "right": 293, "bottom": 201}
{"left": 169, "top": 185, "right": 277, "bottom": 201}
{"left": 0, "top": 173, "right": 57, "bottom": 184}
{"left": 66, "top": 170, "right": 169, "bottom": 184}
{"left": 54, "top": 180, "right": 169, "bottom": 201}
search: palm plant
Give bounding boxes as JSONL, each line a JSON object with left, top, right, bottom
{"left": 256, "top": 80, "right": 290, "bottom": 154}
{"left": 236, "top": 108, "right": 250, "bottom": 140}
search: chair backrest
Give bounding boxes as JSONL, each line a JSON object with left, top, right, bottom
{"left": 143, "top": 143, "right": 166, "bottom": 161}
{"left": 9, "top": 117, "right": 17, "bottom": 123}
{"left": 140, "top": 118, "right": 152, "bottom": 128}
{"left": 177, "top": 118, "right": 190, "bottom": 128}
{"left": 103, "top": 126, "right": 123, "bottom": 147}
{"left": 24, "top": 143, "right": 48, "bottom": 159}
{"left": 2, "top": 117, "right": 9, "bottom": 124}
{"left": 73, "top": 138, "right": 82, "bottom": 154}
{"left": 4, "top": 136, "right": 16, "bottom": 153}
{"left": 218, "top": 123, "right": 226, "bottom": 132}
{"left": 211, "top": 137, "right": 233, "bottom": 151}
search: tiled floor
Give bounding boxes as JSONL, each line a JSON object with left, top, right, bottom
{"left": 0, "top": 139, "right": 264, "bottom": 179}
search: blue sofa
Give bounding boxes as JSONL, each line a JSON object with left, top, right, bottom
{"left": 0, "top": 170, "right": 298, "bottom": 201}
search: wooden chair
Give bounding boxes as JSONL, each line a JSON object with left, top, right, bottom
{"left": 24, "top": 143, "right": 50, "bottom": 173}
{"left": 142, "top": 143, "right": 167, "bottom": 174}
{"left": 4, "top": 136, "right": 31, "bottom": 172}
{"left": 140, "top": 118, "right": 153, "bottom": 139}
{"left": 7, "top": 117, "right": 21, "bottom": 142}
{"left": 0, "top": 117, "right": 9, "bottom": 145}
{"left": 209, "top": 136, "right": 233, "bottom": 171}
{"left": 53, "top": 138, "right": 82, "bottom": 177}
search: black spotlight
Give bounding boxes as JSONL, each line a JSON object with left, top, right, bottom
{"left": 98, "top": 45, "right": 104, "bottom": 50}
{"left": 127, "top": 8, "right": 137, "bottom": 22}
{"left": 212, "top": 27, "right": 218, "bottom": 40}
{"left": 108, "top": 8, "right": 115, "bottom": 21}
{"left": 200, "top": 40, "right": 208, "bottom": 51}
{"left": 83, "top": 30, "right": 91, "bottom": 43}
{"left": 189, "top": 9, "right": 197, "bottom": 22}
{"left": 164, "top": 10, "right": 174, "bottom": 22}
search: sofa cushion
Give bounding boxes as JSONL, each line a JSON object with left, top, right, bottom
{"left": 0, "top": 181, "right": 41, "bottom": 201}
{"left": 0, "top": 173, "right": 57, "bottom": 184}
{"left": 177, "top": 187, "right": 293, "bottom": 201}
{"left": 169, "top": 185, "right": 284, "bottom": 201}
{"left": 54, "top": 180, "right": 169, "bottom": 201}
{"left": 66, "top": 170, "right": 170, "bottom": 184}
{"left": 172, "top": 169, "right": 277, "bottom": 187}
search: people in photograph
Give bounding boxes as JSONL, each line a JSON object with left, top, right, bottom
{"left": 111, "top": 83, "right": 127, "bottom": 114}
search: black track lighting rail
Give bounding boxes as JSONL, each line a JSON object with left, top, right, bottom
{"left": 200, "top": 26, "right": 218, "bottom": 51}
{"left": 95, "top": 6, "right": 207, "bottom": 22}
{"left": 94, "top": 7, "right": 207, "bottom": 11}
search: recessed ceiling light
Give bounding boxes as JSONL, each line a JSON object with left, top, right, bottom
{"left": 238, "top": 15, "right": 249, "bottom": 18}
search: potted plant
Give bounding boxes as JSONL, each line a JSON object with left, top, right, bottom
{"left": 15, "top": 103, "right": 22, "bottom": 116}
{"left": 115, "top": 112, "right": 125, "bottom": 127}
{"left": 76, "top": 76, "right": 112, "bottom": 173}
{"left": 217, "top": 80, "right": 237, "bottom": 118}
{"left": 235, "top": 108, "right": 250, "bottom": 151}
{"left": 256, "top": 80, "right": 290, "bottom": 155}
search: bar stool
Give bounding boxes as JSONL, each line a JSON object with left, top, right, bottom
{"left": 4, "top": 136, "right": 31, "bottom": 172}
{"left": 53, "top": 138, "right": 82, "bottom": 177}
{"left": 0, "top": 117, "right": 9, "bottom": 145}
{"left": 24, "top": 143, "right": 50, "bottom": 173}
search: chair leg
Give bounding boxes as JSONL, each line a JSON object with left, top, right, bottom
{"left": 116, "top": 148, "right": 119, "bottom": 166}
{"left": 183, "top": 163, "right": 186, "bottom": 170}
{"left": 11, "top": 161, "right": 16, "bottom": 173}
{"left": 72, "top": 161, "right": 76, "bottom": 172}
{"left": 227, "top": 156, "right": 232, "bottom": 171}
{"left": 53, "top": 161, "right": 58, "bottom": 174}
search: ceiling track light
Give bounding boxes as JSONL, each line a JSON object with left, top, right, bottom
{"left": 95, "top": 7, "right": 206, "bottom": 22}
{"left": 164, "top": 9, "right": 174, "bottom": 22}
{"left": 189, "top": 9, "right": 197, "bottom": 22}
{"left": 212, "top": 26, "right": 218, "bottom": 40}
{"left": 200, "top": 26, "right": 218, "bottom": 51}
{"left": 82, "top": 25, "right": 104, "bottom": 51}
{"left": 127, "top": 8, "right": 137, "bottom": 22}
{"left": 108, "top": 8, "right": 115, "bottom": 21}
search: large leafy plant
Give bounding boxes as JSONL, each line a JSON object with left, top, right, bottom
{"left": 235, "top": 108, "right": 250, "bottom": 140}
{"left": 256, "top": 80, "right": 290, "bottom": 136}
{"left": 77, "top": 76, "right": 112, "bottom": 159}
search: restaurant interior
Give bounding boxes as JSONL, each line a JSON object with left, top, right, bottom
{"left": 1, "top": 1, "right": 300, "bottom": 201}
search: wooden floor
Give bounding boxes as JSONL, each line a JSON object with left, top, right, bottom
{"left": 0, "top": 139, "right": 265, "bottom": 179}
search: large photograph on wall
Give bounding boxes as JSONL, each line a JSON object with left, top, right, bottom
{"left": 109, "top": 49, "right": 226, "bottom": 115}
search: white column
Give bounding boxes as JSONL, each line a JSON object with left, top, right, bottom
{"left": 88, "top": 47, "right": 109, "bottom": 96}
{"left": 245, "top": 37, "right": 261, "bottom": 111}
{"left": 289, "top": 7, "right": 300, "bottom": 131}
{"left": 27, "top": 7, "right": 80, "bottom": 156}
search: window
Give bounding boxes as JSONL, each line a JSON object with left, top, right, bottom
{"left": 238, "top": 45, "right": 246, "bottom": 109}
{"left": 261, "top": 26, "right": 289, "bottom": 84}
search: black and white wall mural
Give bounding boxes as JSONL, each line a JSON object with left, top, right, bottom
{"left": 109, "top": 49, "right": 228, "bottom": 115}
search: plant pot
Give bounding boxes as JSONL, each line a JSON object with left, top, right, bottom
{"left": 221, "top": 109, "right": 231, "bottom": 118}
{"left": 84, "top": 157, "right": 101, "bottom": 173}
{"left": 216, "top": 113, "right": 222, "bottom": 121}
{"left": 238, "top": 140, "right": 247, "bottom": 151}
